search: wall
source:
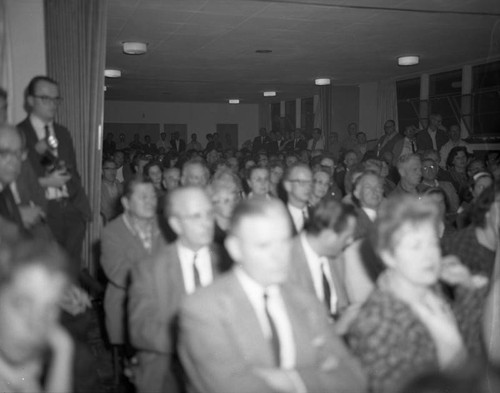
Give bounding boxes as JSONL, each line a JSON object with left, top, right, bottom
{"left": 104, "top": 100, "right": 259, "bottom": 148}
{"left": 358, "top": 82, "right": 379, "bottom": 141}
{"left": 4, "top": 0, "right": 46, "bottom": 123}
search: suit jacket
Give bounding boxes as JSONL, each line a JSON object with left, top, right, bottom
{"left": 128, "top": 242, "right": 224, "bottom": 393}
{"left": 415, "top": 128, "right": 449, "bottom": 152}
{"left": 252, "top": 135, "right": 270, "bottom": 152}
{"left": 353, "top": 206, "right": 375, "bottom": 241}
{"left": 178, "top": 270, "right": 367, "bottom": 393}
{"left": 17, "top": 118, "right": 91, "bottom": 220}
{"left": 101, "top": 215, "right": 165, "bottom": 345}
{"left": 170, "top": 139, "right": 186, "bottom": 153}
{"left": 287, "top": 236, "right": 350, "bottom": 315}
{"left": 374, "top": 132, "right": 404, "bottom": 159}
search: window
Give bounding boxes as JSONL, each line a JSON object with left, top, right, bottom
{"left": 396, "top": 78, "right": 420, "bottom": 131}
{"left": 271, "top": 102, "right": 281, "bottom": 132}
{"left": 472, "top": 61, "right": 500, "bottom": 136}
{"left": 428, "top": 70, "right": 462, "bottom": 128}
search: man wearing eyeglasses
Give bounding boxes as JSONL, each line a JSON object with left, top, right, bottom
{"left": 283, "top": 163, "right": 313, "bottom": 234}
{"left": 17, "top": 76, "right": 90, "bottom": 266}
{"left": 129, "top": 186, "right": 229, "bottom": 393}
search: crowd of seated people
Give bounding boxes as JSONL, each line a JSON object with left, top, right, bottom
{"left": 2, "top": 92, "right": 500, "bottom": 393}
{"left": 93, "top": 120, "right": 500, "bottom": 393}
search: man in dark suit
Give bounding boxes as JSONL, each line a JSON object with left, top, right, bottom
{"left": 351, "top": 171, "right": 384, "bottom": 240}
{"left": 178, "top": 199, "right": 367, "bottom": 393}
{"left": 17, "top": 76, "right": 90, "bottom": 264}
{"left": 288, "top": 199, "right": 357, "bottom": 319}
{"left": 252, "top": 127, "right": 270, "bottom": 153}
{"left": 170, "top": 131, "right": 186, "bottom": 153}
{"left": 0, "top": 124, "right": 28, "bottom": 237}
{"left": 374, "top": 119, "right": 403, "bottom": 159}
{"left": 282, "top": 163, "right": 313, "bottom": 234}
{"left": 129, "top": 187, "right": 228, "bottom": 393}
{"left": 284, "top": 128, "right": 307, "bottom": 151}
{"left": 415, "top": 113, "right": 449, "bottom": 152}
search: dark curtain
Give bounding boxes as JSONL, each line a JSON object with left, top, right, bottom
{"left": 44, "top": 0, "right": 107, "bottom": 274}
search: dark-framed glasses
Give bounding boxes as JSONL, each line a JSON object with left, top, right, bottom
{"left": 32, "top": 95, "right": 63, "bottom": 105}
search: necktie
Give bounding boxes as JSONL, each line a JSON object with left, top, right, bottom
{"left": 321, "top": 260, "right": 331, "bottom": 313}
{"left": 193, "top": 252, "right": 201, "bottom": 289}
{"left": 312, "top": 139, "right": 317, "bottom": 150}
{"left": 0, "top": 186, "right": 24, "bottom": 227}
{"left": 263, "top": 290, "right": 281, "bottom": 367}
{"left": 411, "top": 140, "right": 416, "bottom": 153}
{"left": 44, "top": 124, "right": 50, "bottom": 139}
{"left": 302, "top": 207, "right": 309, "bottom": 229}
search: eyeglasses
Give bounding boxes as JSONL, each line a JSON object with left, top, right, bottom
{"left": 175, "top": 211, "right": 215, "bottom": 222}
{"left": 32, "top": 95, "right": 63, "bottom": 105}
{"left": 103, "top": 167, "right": 117, "bottom": 170}
{"left": 288, "top": 179, "right": 312, "bottom": 186}
{"left": 0, "top": 148, "right": 25, "bottom": 161}
{"left": 422, "top": 165, "right": 437, "bottom": 171}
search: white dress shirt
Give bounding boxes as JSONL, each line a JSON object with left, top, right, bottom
{"left": 177, "top": 242, "right": 213, "bottom": 294}
{"left": 427, "top": 128, "right": 438, "bottom": 151}
{"left": 235, "top": 267, "right": 296, "bottom": 369}
{"left": 300, "top": 234, "right": 338, "bottom": 314}
{"left": 361, "top": 207, "right": 377, "bottom": 222}
{"left": 287, "top": 203, "right": 307, "bottom": 233}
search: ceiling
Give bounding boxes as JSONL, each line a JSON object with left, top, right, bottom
{"left": 105, "top": 0, "right": 500, "bottom": 103}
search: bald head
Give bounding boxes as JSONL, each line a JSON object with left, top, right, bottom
{"left": 0, "top": 125, "right": 24, "bottom": 186}
{"left": 166, "top": 186, "right": 215, "bottom": 250}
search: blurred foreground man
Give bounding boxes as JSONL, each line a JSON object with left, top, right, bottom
{"left": 178, "top": 199, "right": 366, "bottom": 393}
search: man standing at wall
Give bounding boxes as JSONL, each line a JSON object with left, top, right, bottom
{"left": 17, "top": 76, "right": 91, "bottom": 267}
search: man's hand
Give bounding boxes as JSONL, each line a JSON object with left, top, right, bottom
{"left": 254, "top": 368, "right": 298, "bottom": 393}
{"left": 60, "top": 285, "right": 91, "bottom": 316}
{"left": 19, "top": 205, "right": 45, "bottom": 227}
{"left": 39, "top": 170, "right": 71, "bottom": 188}
{"left": 35, "top": 139, "right": 50, "bottom": 155}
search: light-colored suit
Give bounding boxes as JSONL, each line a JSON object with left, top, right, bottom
{"left": 178, "top": 271, "right": 367, "bottom": 393}
{"left": 128, "top": 242, "right": 223, "bottom": 393}
{"left": 287, "top": 236, "right": 350, "bottom": 315}
{"left": 101, "top": 215, "right": 165, "bottom": 345}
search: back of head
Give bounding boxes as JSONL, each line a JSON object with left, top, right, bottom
{"left": 228, "top": 198, "right": 289, "bottom": 237}
{"left": 0, "top": 237, "right": 70, "bottom": 290}
{"left": 304, "top": 199, "right": 356, "bottom": 236}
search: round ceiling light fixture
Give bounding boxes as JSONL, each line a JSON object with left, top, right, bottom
{"left": 263, "top": 91, "right": 276, "bottom": 97}
{"left": 397, "top": 55, "right": 419, "bottom": 66}
{"left": 315, "top": 78, "right": 331, "bottom": 86}
{"left": 104, "top": 69, "right": 121, "bottom": 78}
{"left": 228, "top": 99, "right": 240, "bottom": 104}
{"left": 123, "top": 42, "right": 147, "bottom": 55}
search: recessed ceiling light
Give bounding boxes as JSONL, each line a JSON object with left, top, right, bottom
{"left": 123, "top": 42, "right": 147, "bottom": 55}
{"left": 397, "top": 56, "right": 419, "bottom": 66}
{"left": 315, "top": 78, "right": 331, "bottom": 86}
{"left": 263, "top": 91, "right": 276, "bottom": 97}
{"left": 104, "top": 69, "right": 121, "bottom": 78}
{"left": 255, "top": 49, "right": 272, "bottom": 54}
{"left": 228, "top": 99, "right": 240, "bottom": 104}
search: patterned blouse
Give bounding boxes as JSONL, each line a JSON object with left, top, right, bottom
{"left": 347, "top": 286, "right": 486, "bottom": 393}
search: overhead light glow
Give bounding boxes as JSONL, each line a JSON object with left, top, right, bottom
{"left": 397, "top": 56, "right": 419, "bottom": 66}
{"left": 104, "top": 69, "right": 121, "bottom": 78}
{"left": 315, "top": 78, "right": 331, "bottom": 86}
{"left": 123, "top": 42, "right": 147, "bottom": 55}
{"left": 263, "top": 91, "right": 276, "bottom": 97}
{"left": 229, "top": 99, "right": 240, "bottom": 104}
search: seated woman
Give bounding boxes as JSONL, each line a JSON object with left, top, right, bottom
{"left": 308, "top": 168, "right": 332, "bottom": 206}
{"left": 347, "top": 195, "right": 486, "bottom": 393}
{"left": 101, "top": 177, "right": 165, "bottom": 349}
{"left": 142, "top": 161, "right": 164, "bottom": 197}
{"left": 0, "top": 237, "right": 73, "bottom": 392}
{"left": 456, "top": 171, "right": 493, "bottom": 228}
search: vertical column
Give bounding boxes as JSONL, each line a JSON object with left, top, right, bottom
{"left": 420, "top": 73, "right": 429, "bottom": 128}
{"left": 461, "top": 65, "right": 472, "bottom": 137}
{"left": 295, "top": 98, "right": 301, "bottom": 128}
